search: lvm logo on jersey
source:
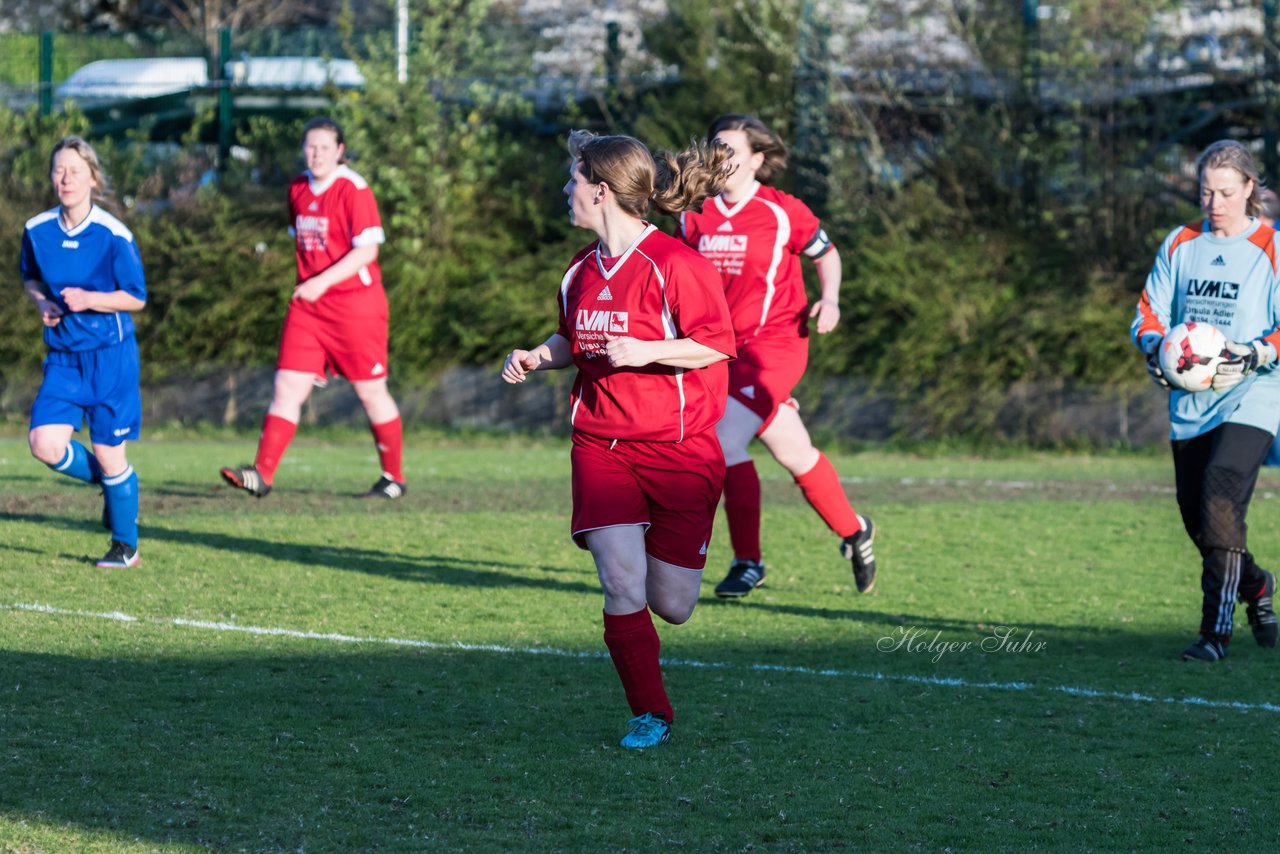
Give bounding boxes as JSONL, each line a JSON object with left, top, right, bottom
{"left": 576, "top": 309, "right": 629, "bottom": 333}
{"left": 1186, "top": 279, "right": 1240, "bottom": 300}
{"left": 697, "top": 234, "right": 748, "bottom": 254}
{"left": 294, "top": 214, "right": 330, "bottom": 251}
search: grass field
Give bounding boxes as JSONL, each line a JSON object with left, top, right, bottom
{"left": 3, "top": 433, "right": 1280, "bottom": 852}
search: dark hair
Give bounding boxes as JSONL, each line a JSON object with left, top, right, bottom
{"left": 707, "top": 114, "right": 788, "bottom": 184}
{"left": 568, "top": 130, "right": 732, "bottom": 218}
{"left": 1196, "top": 139, "right": 1263, "bottom": 218}
{"left": 303, "top": 116, "right": 346, "bottom": 161}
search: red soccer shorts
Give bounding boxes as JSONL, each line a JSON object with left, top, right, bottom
{"left": 728, "top": 334, "right": 808, "bottom": 433}
{"left": 277, "top": 285, "right": 390, "bottom": 382}
{"left": 570, "top": 429, "right": 726, "bottom": 570}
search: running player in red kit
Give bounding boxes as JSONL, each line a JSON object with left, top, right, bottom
{"left": 680, "top": 114, "right": 877, "bottom": 598}
{"left": 502, "top": 130, "right": 734, "bottom": 749}
{"left": 220, "top": 117, "right": 406, "bottom": 499}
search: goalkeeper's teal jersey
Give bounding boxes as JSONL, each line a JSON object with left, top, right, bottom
{"left": 1131, "top": 217, "right": 1280, "bottom": 440}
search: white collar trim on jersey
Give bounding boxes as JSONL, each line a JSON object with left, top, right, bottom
{"left": 59, "top": 204, "right": 97, "bottom": 237}
{"left": 714, "top": 181, "right": 761, "bottom": 219}
{"left": 307, "top": 165, "right": 348, "bottom": 196}
{"left": 594, "top": 222, "right": 657, "bottom": 280}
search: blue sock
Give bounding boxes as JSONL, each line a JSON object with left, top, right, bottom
{"left": 48, "top": 440, "right": 103, "bottom": 485}
{"left": 102, "top": 465, "right": 138, "bottom": 548}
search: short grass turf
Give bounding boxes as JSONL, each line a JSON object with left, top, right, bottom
{"left": 2, "top": 435, "right": 1279, "bottom": 852}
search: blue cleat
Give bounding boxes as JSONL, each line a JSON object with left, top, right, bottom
{"left": 619, "top": 713, "right": 671, "bottom": 749}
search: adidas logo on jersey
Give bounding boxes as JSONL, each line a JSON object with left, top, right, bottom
{"left": 308, "top": 201, "right": 319, "bottom": 211}
{"left": 1211, "top": 255, "right": 1226, "bottom": 266}
{"left": 699, "top": 541, "right": 707, "bottom": 555}
{"left": 371, "top": 362, "right": 385, "bottom": 376}
{"left": 598, "top": 285, "right": 613, "bottom": 301}
{"left": 716, "top": 221, "right": 734, "bottom": 232}
{"left": 739, "top": 385, "right": 755, "bottom": 399}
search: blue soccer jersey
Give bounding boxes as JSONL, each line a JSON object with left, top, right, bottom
{"left": 20, "top": 205, "right": 147, "bottom": 353}
{"left": 1131, "top": 218, "right": 1280, "bottom": 440}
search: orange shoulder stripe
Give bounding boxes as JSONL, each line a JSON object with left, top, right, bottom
{"left": 1134, "top": 289, "right": 1165, "bottom": 341}
{"left": 1166, "top": 222, "right": 1203, "bottom": 259}
{"left": 1248, "top": 223, "right": 1278, "bottom": 273}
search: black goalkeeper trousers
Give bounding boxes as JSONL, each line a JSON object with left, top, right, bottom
{"left": 1172, "top": 422, "right": 1274, "bottom": 641}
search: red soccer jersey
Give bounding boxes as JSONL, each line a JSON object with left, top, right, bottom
{"left": 554, "top": 224, "right": 736, "bottom": 443}
{"left": 288, "top": 165, "right": 386, "bottom": 294}
{"left": 679, "top": 182, "right": 823, "bottom": 342}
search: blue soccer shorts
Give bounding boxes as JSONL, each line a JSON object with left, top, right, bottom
{"left": 30, "top": 337, "right": 142, "bottom": 446}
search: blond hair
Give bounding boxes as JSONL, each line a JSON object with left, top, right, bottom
{"left": 568, "top": 130, "right": 732, "bottom": 218}
{"left": 1196, "top": 140, "right": 1263, "bottom": 219}
{"left": 49, "top": 136, "right": 109, "bottom": 202}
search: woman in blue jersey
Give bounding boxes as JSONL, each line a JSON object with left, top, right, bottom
{"left": 21, "top": 137, "right": 147, "bottom": 568}
{"left": 1132, "top": 139, "right": 1280, "bottom": 661}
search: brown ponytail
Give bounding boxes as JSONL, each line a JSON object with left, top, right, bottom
{"left": 569, "top": 129, "right": 732, "bottom": 218}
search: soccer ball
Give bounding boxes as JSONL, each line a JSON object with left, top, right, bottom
{"left": 1158, "top": 322, "right": 1228, "bottom": 392}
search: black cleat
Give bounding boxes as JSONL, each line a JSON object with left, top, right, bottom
{"left": 361, "top": 476, "right": 406, "bottom": 499}
{"left": 841, "top": 514, "right": 877, "bottom": 593}
{"left": 1246, "top": 569, "right": 1277, "bottom": 648}
{"left": 1182, "top": 635, "right": 1228, "bottom": 662}
{"left": 714, "top": 558, "right": 765, "bottom": 598}
{"left": 220, "top": 464, "right": 271, "bottom": 497}
{"left": 96, "top": 539, "right": 139, "bottom": 569}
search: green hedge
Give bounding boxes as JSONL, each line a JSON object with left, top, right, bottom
{"left": 0, "top": 1, "right": 1195, "bottom": 441}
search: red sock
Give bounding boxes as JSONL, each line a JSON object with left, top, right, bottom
{"left": 602, "top": 608, "right": 673, "bottom": 722}
{"left": 370, "top": 416, "right": 404, "bottom": 483}
{"left": 254, "top": 414, "right": 297, "bottom": 484}
{"left": 723, "top": 460, "right": 762, "bottom": 561}
{"left": 794, "top": 452, "right": 861, "bottom": 538}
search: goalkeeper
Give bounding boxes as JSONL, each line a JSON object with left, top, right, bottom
{"left": 1131, "top": 139, "right": 1280, "bottom": 661}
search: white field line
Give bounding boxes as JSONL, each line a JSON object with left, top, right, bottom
{"left": 6, "top": 601, "right": 1280, "bottom": 715}
{"left": 837, "top": 475, "right": 1179, "bottom": 494}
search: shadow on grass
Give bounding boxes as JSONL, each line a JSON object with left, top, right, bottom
{"left": 2, "top": 634, "right": 1275, "bottom": 851}
{"left": 0, "top": 646, "right": 620, "bottom": 850}
{"left": 1, "top": 509, "right": 599, "bottom": 597}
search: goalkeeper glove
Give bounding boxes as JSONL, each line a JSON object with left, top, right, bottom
{"left": 1140, "top": 333, "right": 1170, "bottom": 390}
{"left": 1212, "top": 339, "right": 1277, "bottom": 392}
{"left": 1145, "top": 350, "right": 1171, "bottom": 390}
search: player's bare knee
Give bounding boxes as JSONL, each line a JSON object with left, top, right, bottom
{"left": 596, "top": 562, "right": 640, "bottom": 601}
{"left": 28, "top": 433, "right": 66, "bottom": 465}
{"left": 652, "top": 600, "right": 695, "bottom": 625}
{"left": 271, "top": 371, "right": 315, "bottom": 408}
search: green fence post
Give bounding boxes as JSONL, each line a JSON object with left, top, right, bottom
{"left": 1265, "top": 0, "right": 1278, "bottom": 184}
{"left": 39, "top": 31, "right": 53, "bottom": 116}
{"left": 605, "top": 21, "right": 621, "bottom": 103}
{"left": 218, "top": 27, "right": 233, "bottom": 179}
{"left": 1021, "top": 0, "right": 1041, "bottom": 225}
